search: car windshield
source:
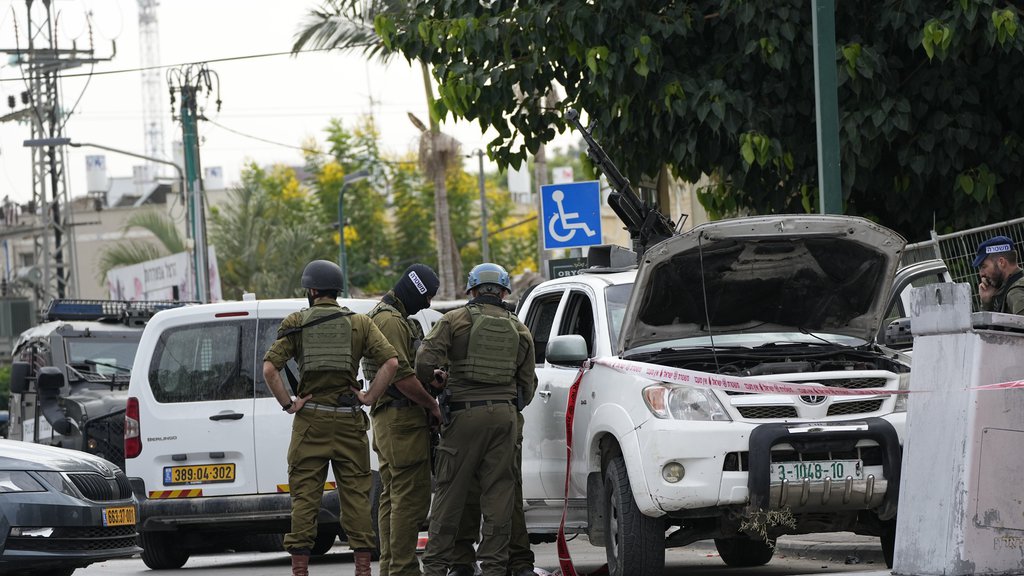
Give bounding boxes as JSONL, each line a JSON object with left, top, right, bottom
{"left": 605, "top": 283, "right": 634, "bottom": 345}
{"left": 626, "top": 332, "right": 867, "bottom": 355}
{"left": 66, "top": 339, "right": 139, "bottom": 375}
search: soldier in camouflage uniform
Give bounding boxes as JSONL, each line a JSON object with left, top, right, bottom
{"left": 359, "top": 264, "right": 441, "bottom": 576}
{"left": 417, "top": 263, "right": 537, "bottom": 576}
{"left": 263, "top": 260, "right": 399, "bottom": 576}
{"left": 974, "top": 236, "right": 1024, "bottom": 315}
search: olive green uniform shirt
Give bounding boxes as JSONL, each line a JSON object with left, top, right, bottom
{"left": 416, "top": 301, "right": 537, "bottom": 403}
{"left": 264, "top": 301, "right": 397, "bottom": 404}
{"left": 983, "top": 270, "right": 1024, "bottom": 315}
{"left": 363, "top": 292, "right": 420, "bottom": 408}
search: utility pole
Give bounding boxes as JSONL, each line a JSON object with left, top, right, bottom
{"left": 473, "top": 149, "right": 490, "bottom": 262}
{"left": 0, "top": 1, "right": 114, "bottom": 308}
{"left": 167, "top": 64, "right": 219, "bottom": 303}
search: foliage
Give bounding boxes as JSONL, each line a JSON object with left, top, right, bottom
{"left": 95, "top": 211, "right": 186, "bottom": 285}
{"left": 209, "top": 164, "right": 334, "bottom": 299}
{"left": 0, "top": 364, "right": 9, "bottom": 412}
{"left": 377, "top": 0, "right": 1024, "bottom": 240}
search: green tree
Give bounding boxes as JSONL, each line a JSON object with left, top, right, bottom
{"left": 0, "top": 364, "right": 9, "bottom": 412}
{"left": 96, "top": 211, "right": 186, "bottom": 285}
{"left": 377, "top": 0, "right": 1024, "bottom": 240}
{"left": 294, "top": 0, "right": 464, "bottom": 298}
{"left": 209, "top": 163, "right": 334, "bottom": 298}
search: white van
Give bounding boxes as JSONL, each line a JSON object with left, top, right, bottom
{"left": 124, "top": 296, "right": 440, "bottom": 570}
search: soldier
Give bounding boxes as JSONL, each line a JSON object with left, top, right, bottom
{"left": 417, "top": 263, "right": 537, "bottom": 576}
{"left": 263, "top": 259, "right": 399, "bottom": 576}
{"left": 974, "top": 235, "right": 1024, "bottom": 315}
{"left": 358, "top": 264, "right": 442, "bottom": 576}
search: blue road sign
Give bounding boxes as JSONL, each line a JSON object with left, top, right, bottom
{"left": 541, "top": 180, "right": 602, "bottom": 250}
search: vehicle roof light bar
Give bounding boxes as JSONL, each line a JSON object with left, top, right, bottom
{"left": 43, "top": 299, "right": 194, "bottom": 324}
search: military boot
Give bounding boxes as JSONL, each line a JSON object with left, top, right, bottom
{"left": 354, "top": 550, "right": 373, "bottom": 576}
{"left": 290, "top": 552, "right": 310, "bottom": 576}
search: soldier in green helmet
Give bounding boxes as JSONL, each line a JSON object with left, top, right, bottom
{"left": 357, "top": 264, "right": 442, "bottom": 576}
{"left": 263, "top": 259, "right": 399, "bottom": 576}
{"left": 416, "top": 263, "right": 537, "bottom": 576}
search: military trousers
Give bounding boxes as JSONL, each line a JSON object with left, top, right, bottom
{"left": 371, "top": 403, "right": 432, "bottom": 576}
{"left": 284, "top": 407, "right": 375, "bottom": 552}
{"left": 422, "top": 402, "right": 517, "bottom": 576}
{"left": 450, "top": 412, "right": 533, "bottom": 573}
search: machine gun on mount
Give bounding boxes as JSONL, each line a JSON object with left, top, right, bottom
{"left": 565, "top": 108, "right": 682, "bottom": 260}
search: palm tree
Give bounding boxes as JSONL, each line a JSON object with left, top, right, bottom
{"left": 292, "top": 1, "right": 463, "bottom": 299}
{"left": 96, "top": 211, "right": 186, "bottom": 285}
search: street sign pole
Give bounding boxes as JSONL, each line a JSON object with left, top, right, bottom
{"left": 813, "top": 0, "right": 843, "bottom": 215}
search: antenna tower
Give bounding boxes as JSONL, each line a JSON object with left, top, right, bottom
{"left": 138, "top": 0, "right": 166, "bottom": 170}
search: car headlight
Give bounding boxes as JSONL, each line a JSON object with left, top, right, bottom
{"left": 36, "top": 471, "right": 80, "bottom": 497}
{"left": 0, "top": 471, "right": 47, "bottom": 493}
{"left": 894, "top": 372, "right": 911, "bottom": 412}
{"left": 642, "top": 383, "right": 731, "bottom": 421}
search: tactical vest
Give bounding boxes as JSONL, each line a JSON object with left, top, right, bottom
{"left": 362, "top": 301, "right": 405, "bottom": 383}
{"left": 449, "top": 305, "right": 519, "bottom": 385}
{"left": 299, "top": 306, "right": 354, "bottom": 377}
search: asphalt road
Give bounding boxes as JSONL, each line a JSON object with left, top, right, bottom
{"left": 79, "top": 537, "right": 889, "bottom": 576}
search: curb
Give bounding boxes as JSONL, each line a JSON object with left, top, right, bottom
{"left": 691, "top": 537, "right": 887, "bottom": 567}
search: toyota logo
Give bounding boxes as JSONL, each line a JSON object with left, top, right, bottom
{"left": 800, "top": 395, "right": 828, "bottom": 405}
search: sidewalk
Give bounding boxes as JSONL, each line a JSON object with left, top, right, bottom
{"left": 692, "top": 531, "right": 888, "bottom": 567}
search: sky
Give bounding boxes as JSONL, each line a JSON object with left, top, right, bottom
{"left": 0, "top": 0, "right": 563, "bottom": 204}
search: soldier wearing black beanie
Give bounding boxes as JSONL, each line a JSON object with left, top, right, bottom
{"left": 393, "top": 264, "right": 440, "bottom": 316}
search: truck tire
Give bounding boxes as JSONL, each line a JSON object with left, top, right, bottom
{"left": 714, "top": 537, "right": 775, "bottom": 567}
{"left": 312, "top": 529, "right": 337, "bottom": 556}
{"left": 603, "top": 455, "right": 664, "bottom": 576}
{"left": 139, "top": 531, "right": 189, "bottom": 569}
{"left": 881, "top": 524, "right": 895, "bottom": 569}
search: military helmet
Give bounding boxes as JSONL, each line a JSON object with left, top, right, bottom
{"left": 301, "top": 260, "right": 344, "bottom": 291}
{"left": 465, "top": 262, "right": 512, "bottom": 294}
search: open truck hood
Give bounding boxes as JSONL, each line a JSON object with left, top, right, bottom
{"left": 618, "top": 215, "right": 906, "bottom": 353}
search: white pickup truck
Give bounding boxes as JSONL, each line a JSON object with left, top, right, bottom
{"left": 518, "top": 214, "right": 947, "bottom": 576}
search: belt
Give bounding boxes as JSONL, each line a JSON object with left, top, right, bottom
{"left": 303, "top": 402, "right": 361, "bottom": 414}
{"left": 378, "top": 397, "right": 416, "bottom": 409}
{"left": 448, "top": 399, "right": 514, "bottom": 412}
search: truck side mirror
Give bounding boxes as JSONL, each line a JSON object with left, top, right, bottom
{"left": 36, "top": 366, "right": 65, "bottom": 391}
{"left": 9, "top": 362, "right": 30, "bottom": 394}
{"left": 884, "top": 317, "right": 913, "bottom": 350}
{"left": 546, "top": 335, "right": 589, "bottom": 367}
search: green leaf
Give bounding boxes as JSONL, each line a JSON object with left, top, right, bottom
{"left": 959, "top": 174, "right": 975, "bottom": 196}
{"left": 741, "top": 139, "right": 756, "bottom": 165}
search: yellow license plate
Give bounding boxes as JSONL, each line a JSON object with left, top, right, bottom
{"left": 103, "top": 505, "right": 137, "bottom": 527}
{"left": 163, "top": 463, "right": 236, "bottom": 485}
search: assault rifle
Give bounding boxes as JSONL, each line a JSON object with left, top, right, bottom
{"left": 565, "top": 108, "right": 679, "bottom": 258}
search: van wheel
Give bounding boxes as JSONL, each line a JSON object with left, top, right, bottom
{"left": 312, "top": 530, "right": 336, "bottom": 556}
{"left": 603, "top": 455, "right": 664, "bottom": 576}
{"left": 714, "top": 537, "right": 775, "bottom": 567}
{"left": 140, "top": 531, "right": 189, "bottom": 569}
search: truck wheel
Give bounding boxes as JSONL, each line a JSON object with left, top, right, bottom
{"left": 881, "top": 523, "right": 895, "bottom": 569}
{"left": 714, "top": 537, "right": 775, "bottom": 567}
{"left": 603, "top": 455, "right": 665, "bottom": 576}
{"left": 312, "top": 530, "right": 336, "bottom": 556}
{"left": 139, "top": 531, "right": 189, "bottom": 569}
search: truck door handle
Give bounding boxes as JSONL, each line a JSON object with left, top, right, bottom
{"left": 538, "top": 390, "right": 552, "bottom": 401}
{"left": 209, "top": 412, "right": 244, "bottom": 421}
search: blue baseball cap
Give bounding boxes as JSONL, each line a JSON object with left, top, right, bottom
{"left": 972, "top": 235, "right": 1015, "bottom": 268}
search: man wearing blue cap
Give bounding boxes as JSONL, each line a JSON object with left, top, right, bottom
{"left": 973, "top": 236, "right": 1024, "bottom": 315}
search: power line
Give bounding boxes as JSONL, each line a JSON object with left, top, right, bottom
{"left": 205, "top": 117, "right": 325, "bottom": 156}
{"left": 0, "top": 46, "right": 352, "bottom": 83}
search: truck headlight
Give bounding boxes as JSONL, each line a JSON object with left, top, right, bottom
{"left": 642, "top": 383, "right": 731, "bottom": 421}
{"left": 894, "top": 372, "right": 911, "bottom": 412}
{"left": 0, "top": 471, "right": 46, "bottom": 493}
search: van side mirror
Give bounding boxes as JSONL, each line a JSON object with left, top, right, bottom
{"left": 10, "top": 362, "right": 30, "bottom": 394}
{"left": 884, "top": 317, "right": 913, "bottom": 350}
{"left": 546, "top": 335, "right": 589, "bottom": 367}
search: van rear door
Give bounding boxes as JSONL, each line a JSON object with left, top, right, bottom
{"left": 132, "top": 306, "right": 258, "bottom": 498}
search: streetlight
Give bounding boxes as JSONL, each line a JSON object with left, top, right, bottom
{"left": 470, "top": 149, "right": 489, "bottom": 261}
{"left": 338, "top": 169, "right": 369, "bottom": 297}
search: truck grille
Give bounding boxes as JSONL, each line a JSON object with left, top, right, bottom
{"left": 68, "top": 471, "right": 133, "bottom": 502}
{"left": 729, "top": 376, "right": 892, "bottom": 419}
{"left": 4, "top": 525, "right": 137, "bottom": 552}
{"left": 82, "top": 408, "right": 126, "bottom": 470}
{"left": 737, "top": 406, "right": 798, "bottom": 419}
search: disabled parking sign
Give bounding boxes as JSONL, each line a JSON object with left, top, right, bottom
{"left": 541, "top": 181, "right": 602, "bottom": 250}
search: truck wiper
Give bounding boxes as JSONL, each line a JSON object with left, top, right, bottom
{"left": 84, "top": 359, "right": 132, "bottom": 373}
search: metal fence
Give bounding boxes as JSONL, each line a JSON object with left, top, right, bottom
{"left": 902, "top": 216, "right": 1024, "bottom": 310}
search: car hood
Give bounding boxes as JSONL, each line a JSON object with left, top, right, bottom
{"left": 0, "top": 439, "right": 120, "bottom": 474}
{"left": 619, "top": 215, "right": 906, "bottom": 353}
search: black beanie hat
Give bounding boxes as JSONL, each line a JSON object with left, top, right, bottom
{"left": 394, "top": 264, "right": 440, "bottom": 315}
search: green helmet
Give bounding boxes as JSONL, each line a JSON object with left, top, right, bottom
{"left": 301, "top": 260, "right": 344, "bottom": 291}
{"left": 465, "top": 263, "right": 512, "bottom": 294}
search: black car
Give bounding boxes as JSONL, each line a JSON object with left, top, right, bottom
{"left": 0, "top": 439, "right": 140, "bottom": 575}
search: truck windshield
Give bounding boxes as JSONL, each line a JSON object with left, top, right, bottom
{"left": 605, "top": 283, "right": 634, "bottom": 345}
{"left": 66, "top": 339, "right": 139, "bottom": 376}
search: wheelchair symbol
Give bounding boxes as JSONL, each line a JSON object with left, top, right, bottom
{"left": 547, "top": 189, "right": 597, "bottom": 243}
